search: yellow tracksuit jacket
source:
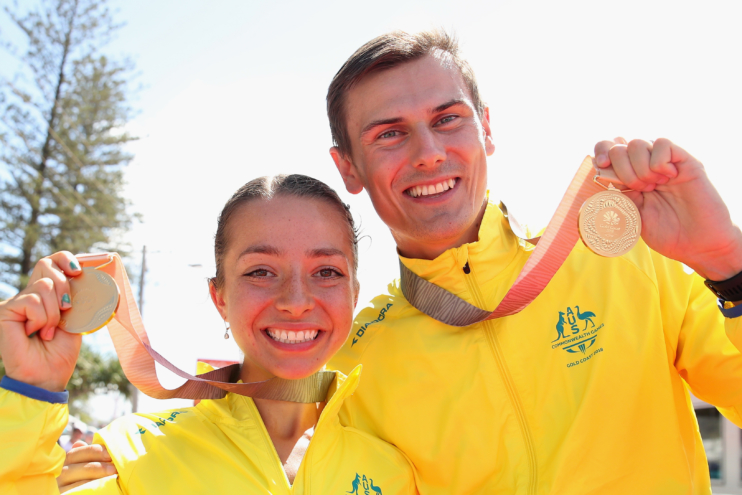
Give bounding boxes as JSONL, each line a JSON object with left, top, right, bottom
{"left": 329, "top": 200, "right": 742, "bottom": 494}
{"left": 0, "top": 366, "right": 418, "bottom": 494}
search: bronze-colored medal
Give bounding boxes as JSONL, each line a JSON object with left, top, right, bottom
{"left": 59, "top": 267, "right": 120, "bottom": 335}
{"left": 578, "top": 183, "right": 641, "bottom": 257}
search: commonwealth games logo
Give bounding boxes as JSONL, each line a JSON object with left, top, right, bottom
{"left": 551, "top": 305, "right": 604, "bottom": 366}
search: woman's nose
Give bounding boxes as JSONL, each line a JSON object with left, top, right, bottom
{"left": 274, "top": 273, "right": 314, "bottom": 316}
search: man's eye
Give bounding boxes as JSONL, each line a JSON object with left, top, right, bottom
{"left": 316, "top": 268, "right": 341, "bottom": 278}
{"left": 379, "top": 130, "right": 400, "bottom": 139}
{"left": 436, "top": 115, "right": 457, "bottom": 125}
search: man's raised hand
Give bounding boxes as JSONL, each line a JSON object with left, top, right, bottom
{"left": 593, "top": 138, "right": 742, "bottom": 281}
{"left": 58, "top": 441, "right": 118, "bottom": 493}
{"left": 0, "top": 251, "right": 83, "bottom": 391}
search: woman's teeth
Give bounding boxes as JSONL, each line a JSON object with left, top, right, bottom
{"left": 407, "top": 178, "right": 456, "bottom": 198}
{"left": 266, "top": 329, "right": 319, "bottom": 344}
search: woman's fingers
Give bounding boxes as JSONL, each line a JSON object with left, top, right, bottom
{"left": 27, "top": 252, "right": 81, "bottom": 314}
{"left": 29, "top": 278, "right": 61, "bottom": 341}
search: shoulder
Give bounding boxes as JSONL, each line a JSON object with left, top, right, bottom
{"left": 561, "top": 238, "right": 702, "bottom": 306}
{"left": 97, "top": 405, "right": 205, "bottom": 479}
{"left": 330, "top": 282, "right": 416, "bottom": 372}
{"left": 103, "top": 406, "right": 199, "bottom": 439}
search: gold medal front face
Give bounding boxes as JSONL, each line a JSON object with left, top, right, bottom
{"left": 578, "top": 189, "right": 641, "bottom": 257}
{"left": 59, "top": 267, "right": 120, "bottom": 335}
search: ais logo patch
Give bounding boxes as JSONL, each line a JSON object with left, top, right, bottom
{"left": 551, "top": 305, "right": 604, "bottom": 368}
{"left": 346, "top": 473, "right": 382, "bottom": 494}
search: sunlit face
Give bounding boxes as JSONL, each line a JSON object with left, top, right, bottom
{"left": 331, "top": 54, "right": 495, "bottom": 259}
{"left": 210, "top": 196, "right": 358, "bottom": 382}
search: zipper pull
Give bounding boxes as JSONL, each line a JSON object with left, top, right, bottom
{"left": 463, "top": 261, "right": 471, "bottom": 274}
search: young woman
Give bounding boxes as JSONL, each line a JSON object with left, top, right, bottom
{"left": 0, "top": 175, "right": 417, "bottom": 494}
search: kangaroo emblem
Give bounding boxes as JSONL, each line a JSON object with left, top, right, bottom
{"left": 370, "top": 479, "right": 383, "bottom": 494}
{"left": 575, "top": 306, "right": 596, "bottom": 330}
{"left": 347, "top": 474, "right": 361, "bottom": 494}
{"left": 552, "top": 311, "right": 567, "bottom": 341}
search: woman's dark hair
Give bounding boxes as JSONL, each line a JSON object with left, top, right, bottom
{"left": 210, "top": 174, "right": 359, "bottom": 289}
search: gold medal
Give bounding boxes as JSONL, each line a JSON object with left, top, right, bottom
{"left": 59, "top": 267, "right": 120, "bottom": 335}
{"left": 578, "top": 181, "right": 641, "bottom": 257}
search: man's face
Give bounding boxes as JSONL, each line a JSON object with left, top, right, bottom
{"left": 331, "top": 54, "right": 495, "bottom": 259}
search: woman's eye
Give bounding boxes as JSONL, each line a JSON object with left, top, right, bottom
{"left": 246, "top": 269, "right": 272, "bottom": 277}
{"left": 316, "top": 268, "right": 341, "bottom": 278}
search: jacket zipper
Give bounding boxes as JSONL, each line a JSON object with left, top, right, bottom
{"left": 463, "top": 259, "right": 538, "bottom": 495}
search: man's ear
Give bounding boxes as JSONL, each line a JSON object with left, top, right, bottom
{"left": 481, "top": 107, "right": 495, "bottom": 156}
{"left": 330, "top": 147, "right": 364, "bottom": 195}
{"left": 209, "top": 279, "right": 228, "bottom": 321}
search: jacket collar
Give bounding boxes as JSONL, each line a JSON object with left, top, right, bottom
{"left": 398, "top": 200, "right": 522, "bottom": 299}
{"left": 194, "top": 364, "right": 362, "bottom": 426}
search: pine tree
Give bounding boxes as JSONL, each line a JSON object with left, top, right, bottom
{"left": 0, "top": 0, "right": 137, "bottom": 291}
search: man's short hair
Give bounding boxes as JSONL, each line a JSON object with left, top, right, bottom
{"left": 326, "top": 29, "right": 485, "bottom": 159}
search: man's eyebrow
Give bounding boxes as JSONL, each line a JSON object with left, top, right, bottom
{"left": 360, "top": 117, "right": 403, "bottom": 137}
{"left": 306, "top": 247, "right": 348, "bottom": 259}
{"left": 433, "top": 98, "right": 466, "bottom": 114}
{"left": 238, "top": 244, "right": 282, "bottom": 258}
{"left": 360, "top": 99, "right": 468, "bottom": 137}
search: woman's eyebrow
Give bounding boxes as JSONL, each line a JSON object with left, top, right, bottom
{"left": 306, "top": 248, "right": 347, "bottom": 259}
{"left": 238, "top": 244, "right": 282, "bottom": 259}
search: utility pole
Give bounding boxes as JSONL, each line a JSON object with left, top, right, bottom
{"left": 129, "top": 245, "right": 146, "bottom": 413}
{"left": 138, "top": 245, "right": 147, "bottom": 317}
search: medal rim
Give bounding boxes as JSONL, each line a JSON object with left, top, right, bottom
{"left": 578, "top": 189, "right": 641, "bottom": 258}
{"left": 60, "top": 268, "right": 120, "bottom": 335}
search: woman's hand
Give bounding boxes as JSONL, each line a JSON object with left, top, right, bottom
{"left": 0, "top": 251, "right": 83, "bottom": 391}
{"left": 58, "top": 441, "right": 118, "bottom": 493}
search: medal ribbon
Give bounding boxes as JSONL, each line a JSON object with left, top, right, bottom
{"left": 76, "top": 253, "right": 336, "bottom": 403}
{"left": 400, "top": 156, "right": 605, "bottom": 327}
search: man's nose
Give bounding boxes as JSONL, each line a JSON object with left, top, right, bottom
{"left": 275, "top": 272, "right": 314, "bottom": 316}
{"left": 411, "top": 125, "right": 446, "bottom": 168}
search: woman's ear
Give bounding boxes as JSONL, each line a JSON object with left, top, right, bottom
{"left": 209, "top": 279, "right": 228, "bottom": 320}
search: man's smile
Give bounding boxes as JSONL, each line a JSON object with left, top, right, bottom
{"left": 405, "top": 178, "right": 458, "bottom": 198}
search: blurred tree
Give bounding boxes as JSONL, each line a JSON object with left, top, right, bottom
{"left": 0, "top": 0, "right": 137, "bottom": 291}
{"left": 67, "top": 342, "right": 130, "bottom": 421}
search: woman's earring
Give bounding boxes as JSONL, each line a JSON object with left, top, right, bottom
{"left": 224, "top": 321, "right": 230, "bottom": 340}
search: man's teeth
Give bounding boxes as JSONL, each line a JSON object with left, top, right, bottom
{"left": 408, "top": 178, "right": 456, "bottom": 198}
{"left": 266, "top": 329, "right": 319, "bottom": 344}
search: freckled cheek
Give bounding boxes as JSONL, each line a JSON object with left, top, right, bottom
{"left": 228, "top": 294, "right": 274, "bottom": 335}
{"left": 321, "top": 293, "right": 356, "bottom": 334}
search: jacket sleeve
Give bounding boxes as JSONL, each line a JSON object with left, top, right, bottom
{"left": 0, "top": 386, "right": 68, "bottom": 495}
{"left": 65, "top": 475, "right": 124, "bottom": 494}
{"left": 654, "top": 253, "right": 742, "bottom": 426}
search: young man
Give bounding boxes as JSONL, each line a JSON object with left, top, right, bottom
{"left": 327, "top": 30, "right": 742, "bottom": 494}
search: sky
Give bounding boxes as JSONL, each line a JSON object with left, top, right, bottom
{"left": 3, "top": 0, "right": 742, "bottom": 419}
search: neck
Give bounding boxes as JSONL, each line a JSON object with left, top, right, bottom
{"left": 240, "top": 364, "right": 325, "bottom": 464}
{"left": 253, "top": 397, "right": 322, "bottom": 448}
{"left": 394, "top": 198, "right": 488, "bottom": 260}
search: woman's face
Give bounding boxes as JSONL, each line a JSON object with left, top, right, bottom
{"left": 210, "top": 196, "right": 358, "bottom": 382}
